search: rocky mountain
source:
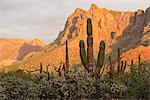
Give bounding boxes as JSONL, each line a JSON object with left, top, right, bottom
{"left": 2, "top": 4, "right": 150, "bottom": 71}
{"left": 0, "top": 38, "right": 45, "bottom": 67}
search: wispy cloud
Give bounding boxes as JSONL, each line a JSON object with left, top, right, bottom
{"left": 0, "top": 0, "right": 149, "bottom": 43}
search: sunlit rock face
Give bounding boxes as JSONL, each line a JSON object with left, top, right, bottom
{"left": 0, "top": 38, "right": 45, "bottom": 66}
{"left": 4, "top": 4, "right": 150, "bottom": 71}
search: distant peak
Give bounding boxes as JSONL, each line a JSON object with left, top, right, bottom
{"left": 90, "top": 3, "right": 98, "bottom": 10}
{"left": 74, "top": 8, "right": 84, "bottom": 14}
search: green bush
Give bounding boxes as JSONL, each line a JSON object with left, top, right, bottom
{"left": 0, "top": 76, "right": 28, "bottom": 100}
{"left": 27, "top": 77, "right": 60, "bottom": 99}
{"left": 120, "top": 62, "right": 150, "bottom": 99}
{"left": 95, "top": 80, "right": 127, "bottom": 99}
{"left": 60, "top": 71, "right": 96, "bottom": 99}
{"left": 0, "top": 62, "right": 149, "bottom": 99}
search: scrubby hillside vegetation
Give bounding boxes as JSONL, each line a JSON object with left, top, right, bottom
{"left": 0, "top": 61, "right": 149, "bottom": 99}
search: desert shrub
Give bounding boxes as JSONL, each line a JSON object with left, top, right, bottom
{"left": 6, "top": 69, "right": 31, "bottom": 80}
{"left": 0, "top": 61, "right": 149, "bottom": 99}
{"left": 58, "top": 71, "right": 96, "bottom": 99}
{"left": 0, "top": 75, "right": 28, "bottom": 100}
{"left": 95, "top": 80, "right": 127, "bottom": 99}
{"left": 0, "top": 85, "right": 7, "bottom": 100}
{"left": 27, "top": 77, "right": 60, "bottom": 99}
{"left": 120, "top": 62, "right": 150, "bottom": 99}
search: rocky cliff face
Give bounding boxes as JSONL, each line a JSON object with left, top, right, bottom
{"left": 0, "top": 38, "right": 45, "bottom": 66}
{"left": 55, "top": 4, "right": 149, "bottom": 47}
{"left": 3, "top": 4, "right": 150, "bottom": 71}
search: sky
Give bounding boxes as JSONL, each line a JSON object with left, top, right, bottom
{"left": 0, "top": 0, "right": 149, "bottom": 44}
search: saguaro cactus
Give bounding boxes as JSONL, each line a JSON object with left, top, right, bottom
{"left": 65, "top": 40, "right": 69, "bottom": 72}
{"left": 79, "top": 18, "right": 106, "bottom": 77}
{"left": 87, "top": 18, "right": 94, "bottom": 74}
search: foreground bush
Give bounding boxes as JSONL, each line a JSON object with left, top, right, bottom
{"left": 120, "top": 61, "right": 150, "bottom": 99}
{"left": 0, "top": 61, "right": 149, "bottom": 100}
{"left": 0, "top": 76, "right": 28, "bottom": 100}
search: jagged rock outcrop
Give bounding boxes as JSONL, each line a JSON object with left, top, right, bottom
{"left": 0, "top": 38, "right": 45, "bottom": 67}
{"left": 55, "top": 4, "right": 149, "bottom": 48}
{"left": 3, "top": 4, "right": 150, "bottom": 71}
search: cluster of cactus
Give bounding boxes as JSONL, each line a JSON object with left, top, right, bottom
{"left": 79, "top": 18, "right": 106, "bottom": 77}
{"left": 54, "top": 40, "right": 70, "bottom": 78}
{"left": 116, "top": 48, "right": 126, "bottom": 76}
{"left": 26, "top": 62, "right": 52, "bottom": 80}
{"left": 108, "top": 48, "right": 127, "bottom": 79}
{"left": 54, "top": 62, "right": 65, "bottom": 78}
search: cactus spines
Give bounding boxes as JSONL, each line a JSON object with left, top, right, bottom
{"left": 95, "top": 41, "right": 105, "bottom": 75}
{"left": 79, "top": 40, "right": 88, "bottom": 70}
{"left": 87, "top": 18, "right": 94, "bottom": 74}
{"left": 65, "top": 40, "right": 69, "bottom": 72}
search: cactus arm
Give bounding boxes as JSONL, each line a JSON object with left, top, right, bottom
{"left": 96, "top": 41, "right": 105, "bottom": 68}
{"left": 95, "top": 40, "right": 105, "bottom": 76}
{"left": 79, "top": 40, "right": 88, "bottom": 70}
{"left": 87, "top": 18, "right": 92, "bottom": 36}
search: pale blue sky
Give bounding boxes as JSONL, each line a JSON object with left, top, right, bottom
{"left": 0, "top": 0, "right": 149, "bottom": 43}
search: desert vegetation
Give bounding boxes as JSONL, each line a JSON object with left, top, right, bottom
{"left": 0, "top": 18, "right": 149, "bottom": 100}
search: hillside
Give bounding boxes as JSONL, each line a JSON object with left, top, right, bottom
{"left": 3, "top": 4, "right": 150, "bottom": 71}
{"left": 0, "top": 38, "right": 45, "bottom": 67}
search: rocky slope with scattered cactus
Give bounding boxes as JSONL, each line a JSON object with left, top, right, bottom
{"left": 2, "top": 4, "right": 150, "bottom": 71}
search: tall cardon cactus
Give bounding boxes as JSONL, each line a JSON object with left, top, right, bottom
{"left": 79, "top": 18, "right": 106, "bottom": 76}
{"left": 65, "top": 40, "right": 69, "bottom": 72}
{"left": 87, "top": 18, "right": 94, "bottom": 74}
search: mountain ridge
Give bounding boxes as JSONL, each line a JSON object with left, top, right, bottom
{"left": 0, "top": 38, "right": 45, "bottom": 67}
{"left": 2, "top": 4, "right": 150, "bottom": 71}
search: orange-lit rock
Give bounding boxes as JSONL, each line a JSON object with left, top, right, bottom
{"left": 2, "top": 4, "right": 150, "bottom": 71}
{"left": 0, "top": 38, "right": 45, "bottom": 66}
